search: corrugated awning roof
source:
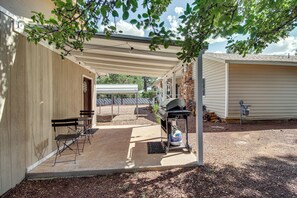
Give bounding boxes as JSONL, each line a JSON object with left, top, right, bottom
{"left": 71, "top": 33, "right": 182, "bottom": 77}
{"left": 204, "top": 53, "right": 297, "bottom": 66}
{"left": 96, "top": 84, "right": 138, "bottom": 94}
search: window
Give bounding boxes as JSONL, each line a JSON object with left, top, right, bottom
{"left": 202, "top": 78, "right": 205, "bottom": 96}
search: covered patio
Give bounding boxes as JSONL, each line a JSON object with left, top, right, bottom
{"left": 27, "top": 124, "right": 196, "bottom": 179}
{"left": 22, "top": 33, "right": 203, "bottom": 179}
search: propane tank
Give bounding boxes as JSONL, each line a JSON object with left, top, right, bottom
{"left": 170, "top": 128, "right": 183, "bottom": 146}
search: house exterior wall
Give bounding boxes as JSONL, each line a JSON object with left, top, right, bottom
{"left": 0, "top": 12, "right": 96, "bottom": 195}
{"left": 193, "top": 58, "right": 226, "bottom": 118}
{"left": 0, "top": 12, "right": 26, "bottom": 195}
{"left": 228, "top": 63, "right": 297, "bottom": 119}
{"left": 0, "top": 0, "right": 55, "bottom": 18}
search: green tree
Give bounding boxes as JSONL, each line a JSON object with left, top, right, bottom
{"left": 25, "top": 0, "right": 297, "bottom": 62}
{"left": 97, "top": 74, "right": 144, "bottom": 90}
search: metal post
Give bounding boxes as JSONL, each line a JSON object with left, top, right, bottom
{"left": 111, "top": 95, "right": 113, "bottom": 120}
{"left": 99, "top": 95, "right": 101, "bottom": 115}
{"left": 162, "top": 79, "right": 167, "bottom": 101}
{"left": 172, "top": 72, "right": 176, "bottom": 98}
{"left": 136, "top": 93, "right": 139, "bottom": 119}
{"left": 195, "top": 50, "right": 205, "bottom": 166}
{"left": 118, "top": 96, "right": 120, "bottom": 115}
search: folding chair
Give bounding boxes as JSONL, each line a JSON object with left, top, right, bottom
{"left": 51, "top": 118, "right": 81, "bottom": 165}
{"left": 79, "top": 110, "right": 98, "bottom": 144}
{"left": 80, "top": 110, "right": 95, "bottom": 118}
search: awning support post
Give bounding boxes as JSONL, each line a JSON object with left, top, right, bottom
{"left": 99, "top": 95, "right": 101, "bottom": 115}
{"left": 196, "top": 50, "right": 205, "bottom": 166}
{"left": 136, "top": 93, "right": 139, "bottom": 119}
{"left": 118, "top": 96, "right": 120, "bottom": 115}
{"left": 111, "top": 95, "right": 114, "bottom": 120}
{"left": 172, "top": 72, "right": 176, "bottom": 98}
{"left": 162, "top": 79, "right": 167, "bottom": 101}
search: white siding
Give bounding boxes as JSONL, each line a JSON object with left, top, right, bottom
{"left": 193, "top": 58, "right": 226, "bottom": 118}
{"left": 228, "top": 64, "right": 297, "bottom": 119}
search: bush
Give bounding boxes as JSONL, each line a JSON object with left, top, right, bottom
{"left": 152, "top": 104, "right": 160, "bottom": 124}
{"left": 142, "top": 90, "right": 156, "bottom": 100}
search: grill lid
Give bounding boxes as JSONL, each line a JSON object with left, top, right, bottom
{"left": 160, "top": 98, "right": 186, "bottom": 111}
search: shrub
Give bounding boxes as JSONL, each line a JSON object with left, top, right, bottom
{"left": 142, "top": 90, "right": 156, "bottom": 100}
{"left": 152, "top": 104, "right": 160, "bottom": 124}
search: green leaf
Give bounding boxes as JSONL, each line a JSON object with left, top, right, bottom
{"left": 112, "top": 10, "right": 119, "bottom": 17}
{"left": 152, "top": 15, "right": 159, "bottom": 20}
{"left": 130, "top": 19, "right": 138, "bottom": 24}
{"left": 109, "top": 26, "right": 116, "bottom": 31}
{"left": 101, "top": 5, "right": 109, "bottom": 17}
{"left": 115, "top": 0, "right": 122, "bottom": 8}
{"left": 142, "top": 13, "right": 149, "bottom": 18}
{"left": 123, "top": 11, "right": 129, "bottom": 20}
{"left": 186, "top": 3, "right": 191, "bottom": 14}
{"left": 77, "top": 0, "right": 84, "bottom": 5}
{"left": 49, "top": 17, "right": 58, "bottom": 25}
{"left": 130, "top": 0, "right": 138, "bottom": 8}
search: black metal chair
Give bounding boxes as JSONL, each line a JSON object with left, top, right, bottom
{"left": 51, "top": 118, "right": 81, "bottom": 165}
{"left": 79, "top": 110, "right": 98, "bottom": 143}
{"left": 80, "top": 110, "right": 95, "bottom": 117}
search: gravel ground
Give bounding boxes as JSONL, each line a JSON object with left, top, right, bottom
{"left": 178, "top": 115, "right": 297, "bottom": 167}
{"left": 4, "top": 109, "right": 297, "bottom": 197}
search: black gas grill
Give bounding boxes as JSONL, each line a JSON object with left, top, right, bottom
{"left": 157, "top": 98, "right": 191, "bottom": 153}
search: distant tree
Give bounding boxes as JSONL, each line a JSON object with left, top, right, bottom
{"left": 26, "top": 0, "right": 297, "bottom": 62}
{"left": 97, "top": 74, "right": 144, "bottom": 90}
{"left": 143, "top": 77, "right": 148, "bottom": 92}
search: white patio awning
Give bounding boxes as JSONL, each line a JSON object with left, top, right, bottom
{"left": 71, "top": 33, "right": 182, "bottom": 77}
{"left": 96, "top": 84, "right": 138, "bottom": 94}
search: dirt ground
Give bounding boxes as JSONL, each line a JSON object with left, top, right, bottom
{"left": 96, "top": 105, "right": 157, "bottom": 126}
{"left": 4, "top": 106, "right": 297, "bottom": 197}
{"left": 178, "top": 115, "right": 297, "bottom": 167}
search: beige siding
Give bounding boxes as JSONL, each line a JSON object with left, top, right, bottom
{"left": 228, "top": 64, "right": 297, "bottom": 119}
{"left": 25, "top": 41, "right": 96, "bottom": 166}
{"left": 0, "top": 12, "right": 96, "bottom": 195}
{"left": 193, "top": 58, "right": 226, "bottom": 118}
{"left": 0, "top": 0, "right": 55, "bottom": 18}
{"left": 0, "top": 12, "right": 26, "bottom": 195}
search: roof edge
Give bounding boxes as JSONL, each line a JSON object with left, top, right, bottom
{"left": 94, "top": 32, "right": 180, "bottom": 46}
{"left": 227, "top": 60, "right": 297, "bottom": 66}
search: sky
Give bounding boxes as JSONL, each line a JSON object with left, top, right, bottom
{"left": 105, "top": 0, "right": 297, "bottom": 55}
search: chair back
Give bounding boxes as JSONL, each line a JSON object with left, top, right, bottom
{"left": 80, "top": 110, "right": 94, "bottom": 117}
{"left": 51, "top": 118, "right": 79, "bottom": 132}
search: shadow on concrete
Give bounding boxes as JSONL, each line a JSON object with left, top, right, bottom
{"left": 134, "top": 106, "right": 158, "bottom": 123}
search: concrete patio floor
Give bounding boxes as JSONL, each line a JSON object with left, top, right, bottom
{"left": 27, "top": 124, "right": 196, "bottom": 179}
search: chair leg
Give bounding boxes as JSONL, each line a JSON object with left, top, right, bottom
{"left": 74, "top": 139, "right": 79, "bottom": 164}
{"left": 54, "top": 139, "right": 78, "bottom": 165}
{"left": 81, "top": 135, "right": 86, "bottom": 152}
{"left": 87, "top": 133, "right": 91, "bottom": 144}
{"left": 54, "top": 140, "right": 61, "bottom": 166}
{"left": 76, "top": 138, "right": 80, "bottom": 155}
